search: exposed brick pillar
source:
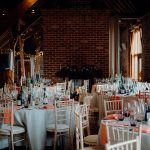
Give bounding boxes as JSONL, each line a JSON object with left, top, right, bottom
{"left": 142, "top": 14, "right": 150, "bottom": 82}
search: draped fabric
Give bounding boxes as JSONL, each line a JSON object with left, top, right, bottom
{"left": 19, "top": 35, "right": 25, "bottom": 78}
{"left": 130, "top": 27, "right": 142, "bottom": 80}
{"left": 10, "top": 51, "right": 14, "bottom": 71}
{"left": 34, "top": 51, "right": 43, "bottom": 76}
{"left": 131, "top": 28, "right": 142, "bottom": 55}
{"left": 30, "top": 55, "right": 35, "bottom": 77}
{"left": 20, "top": 50, "right": 25, "bottom": 77}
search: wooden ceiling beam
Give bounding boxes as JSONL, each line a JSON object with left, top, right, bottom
{"left": 107, "top": 0, "right": 123, "bottom": 14}
{"left": 114, "top": 0, "right": 128, "bottom": 14}
{"left": 123, "top": 0, "right": 136, "bottom": 13}
{"left": 104, "top": 0, "right": 140, "bottom": 17}
{"left": 104, "top": 0, "right": 120, "bottom": 14}
{"left": 0, "top": 0, "right": 48, "bottom": 35}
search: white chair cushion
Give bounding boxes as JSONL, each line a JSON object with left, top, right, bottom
{"left": 0, "top": 125, "right": 25, "bottom": 135}
{"left": 47, "top": 123, "right": 69, "bottom": 132}
{"left": 83, "top": 134, "right": 98, "bottom": 146}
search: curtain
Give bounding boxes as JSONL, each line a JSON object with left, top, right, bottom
{"left": 131, "top": 28, "right": 142, "bottom": 55}
{"left": 130, "top": 27, "right": 142, "bottom": 80}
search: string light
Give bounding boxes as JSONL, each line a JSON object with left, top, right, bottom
{"left": 31, "top": 9, "right": 35, "bottom": 13}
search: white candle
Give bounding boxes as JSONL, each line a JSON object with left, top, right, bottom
{"left": 127, "top": 79, "right": 129, "bottom": 88}
{"left": 20, "top": 76, "right": 22, "bottom": 86}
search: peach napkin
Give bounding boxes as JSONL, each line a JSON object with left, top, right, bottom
{"left": 100, "top": 123, "right": 107, "bottom": 145}
{"left": 134, "top": 125, "right": 150, "bottom": 133}
{"left": 43, "top": 104, "right": 54, "bottom": 109}
{"left": 104, "top": 114, "right": 119, "bottom": 120}
{"left": 110, "top": 96, "right": 120, "bottom": 100}
{"left": 4, "top": 108, "right": 14, "bottom": 124}
{"left": 15, "top": 105, "right": 24, "bottom": 110}
{"left": 115, "top": 122, "right": 129, "bottom": 126}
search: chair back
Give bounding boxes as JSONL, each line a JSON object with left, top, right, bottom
{"left": 0, "top": 98, "right": 14, "bottom": 127}
{"left": 0, "top": 98, "right": 27, "bottom": 150}
{"left": 56, "top": 82, "right": 66, "bottom": 96}
{"left": 75, "top": 104, "right": 90, "bottom": 135}
{"left": 83, "top": 95, "right": 93, "bottom": 114}
{"left": 138, "top": 91, "right": 150, "bottom": 103}
{"left": 105, "top": 136, "right": 141, "bottom": 150}
{"left": 104, "top": 99, "right": 123, "bottom": 116}
{"left": 105, "top": 121, "right": 142, "bottom": 146}
{"left": 75, "top": 110, "right": 84, "bottom": 150}
{"left": 54, "top": 99, "right": 74, "bottom": 129}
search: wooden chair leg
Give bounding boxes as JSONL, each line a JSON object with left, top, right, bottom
{"left": 24, "top": 133, "right": 29, "bottom": 150}
{"left": 11, "top": 132, "right": 14, "bottom": 150}
{"left": 53, "top": 132, "right": 57, "bottom": 150}
{"left": 70, "top": 131, "right": 73, "bottom": 150}
{"left": 8, "top": 137, "right": 11, "bottom": 150}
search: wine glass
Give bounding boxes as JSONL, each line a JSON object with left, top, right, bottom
{"left": 135, "top": 100, "right": 145, "bottom": 122}
{"left": 130, "top": 115, "right": 137, "bottom": 127}
{"left": 124, "top": 103, "right": 130, "bottom": 117}
{"left": 11, "top": 89, "right": 18, "bottom": 100}
{"left": 136, "top": 106, "right": 145, "bottom": 122}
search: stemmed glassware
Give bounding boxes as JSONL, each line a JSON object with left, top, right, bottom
{"left": 136, "top": 99, "right": 145, "bottom": 122}
{"left": 124, "top": 103, "right": 130, "bottom": 117}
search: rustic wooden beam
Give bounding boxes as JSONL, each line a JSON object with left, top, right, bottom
{"left": 114, "top": 0, "right": 127, "bottom": 14}
{"left": 123, "top": 0, "right": 136, "bottom": 13}
{"left": 0, "top": 0, "right": 48, "bottom": 35}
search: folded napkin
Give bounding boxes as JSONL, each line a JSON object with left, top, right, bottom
{"left": 115, "top": 121, "right": 129, "bottom": 126}
{"left": 4, "top": 108, "right": 14, "bottom": 124}
{"left": 15, "top": 105, "right": 24, "bottom": 110}
{"left": 135, "top": 94, "right": 143, "bottom": 97}
{"left": 135, "top": 93, "right": 147, "bottom": 98}
{"left": 104, "top": 114, "right": 119, "bottom": 120}
{"left": 110, "top": 96, "right": 120, "bottom": 100}
{"left": 43, "top": 104, "right": 54, "bottom": 109}
{"left": 134, "top": 125, "right": 150, "bottom": 133}
{"left": 100, "top": 123, "right": 107, "bottom": 145}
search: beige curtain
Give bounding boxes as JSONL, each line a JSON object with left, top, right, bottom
{"left": 130, "top": 27, "right": 142, "bottom": 80}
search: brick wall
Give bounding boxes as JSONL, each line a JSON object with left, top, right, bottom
{"left": 41, "top": 9, "right": 111, "bottom": 79}
{"left": 142, "top": 14, "right": 150, "bottom": 82}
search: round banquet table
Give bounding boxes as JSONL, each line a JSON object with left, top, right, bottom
{"left": 0, "top": 101, "right": 79, "bottom": 150}
{"left": 79, "top": 92, "right": 139, "bottom": 121}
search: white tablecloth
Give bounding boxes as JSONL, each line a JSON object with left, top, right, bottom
{"left": 15, "top": 108, "right": 47, "bottom": 150}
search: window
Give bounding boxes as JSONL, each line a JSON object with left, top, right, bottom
{"left": 130, "top": 27, "right": 142, "bottom": 81}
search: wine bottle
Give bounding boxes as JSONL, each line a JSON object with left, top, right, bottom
{"left": 119, "top": 72, "right": 126, "bottom": 94}
{"left": 28, "top": 93, "right": 31, "bottom": 105}
{"left": 20, "top": 86, "right": 25, "bottom": 106}
{"left": 17, "top": 87, "right": 22, "bottom": 106}
{"left": 43, "top": 87, "right": 48, "bottom": 104}
{"left": 145, "top": 103, "right": 149, "bottom": 122}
